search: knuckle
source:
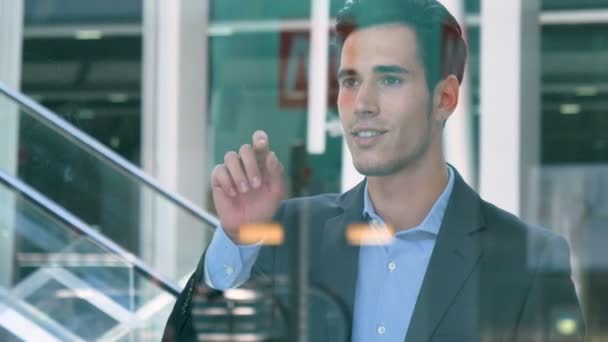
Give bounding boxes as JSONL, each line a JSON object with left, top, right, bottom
{"left": 220, "top": 177, "right": 233, "bottom": 188}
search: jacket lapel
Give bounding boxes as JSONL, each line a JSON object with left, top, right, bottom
{"left": 317, "top": 180, "right": 366, "bottom": 341}
{"left": 405, "top": 170, "right": 486, "bottom": 342}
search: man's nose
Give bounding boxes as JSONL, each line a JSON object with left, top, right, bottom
{"left": 354, "top": 83, "right": 379, "bottom": 117}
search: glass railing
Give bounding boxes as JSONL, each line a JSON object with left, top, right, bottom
{"left": 0, "top": 82, "right": 219, "bottom": 282}
{"left": 0, "top": 168, "right": 179, "bottom": 341}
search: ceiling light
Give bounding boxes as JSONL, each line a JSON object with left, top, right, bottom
{"left": 208, "top": 26, "right": 234, "bottom": 36}
{"left": 224, "top": 289, "right": 261, "bottom": 301}
{"left": 560, "top": 104, "right": 581, "bottom": 115}
{"left": 75, "top": 30, "right": 103, "bottom": 40}
{"left": 79, "top": 109, "right": 95, "bottom": 119}
{"left": 575, "top": 86, "right": 598, "bottom": 97}
{"left": 110, "top": 137, "right": 121, "bottom": 148}
{"left": 556, "top": 318, "right": 577, "bottom": 336}
{"left": 108, "top": 93, "right": 129, "bottom": 103}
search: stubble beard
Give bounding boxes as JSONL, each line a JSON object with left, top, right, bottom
{"left": 353, "top": 134, "right": 432, "bottom": 177}
{"left": 351, "top": 111, "right": 435, "bottom": 177}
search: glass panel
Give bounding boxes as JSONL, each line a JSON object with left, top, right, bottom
{"left": 204, "top": 0, "right": 601, "bottom": 340}
{"left": 21, "top": 0, "right": 147, "bottom": 287}
{"left": 210, "top": 0, "right": 346, "bottom": 21}
{"left": 465, "top": 0, "right": 480, "bottom": 14}
{"left": 525, "top": 166, "right": 608, "bottom": 340}
{"left": 0, "top": 326, "right": 21, "bottom": 342}
{"left": 542, "top": 0, "right": 608, "bottom": 10}
{"left": 0, "top": 177, "right": 177, "bottom": 340}
{"left": 24, "top": 279, "right": 119, "bottom": 340}
{"left": 465, "top": 0, "right": 608, "bottom": 13}
{"left": 534, "top": 22, "right": 608, "bottom": 339}
{"left": 0, "top": 92, "right": 215, "bottom": 282}
{"left": 209, "top": 30, "right": 343, "bottom": 197}
{"left": 541, "top": 24, "right": 608, "bottom": 164}
{"left": 24, "top": 0, "right": 142, "bottom": 25}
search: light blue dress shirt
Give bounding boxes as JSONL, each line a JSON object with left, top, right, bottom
{"left": 204, "top": 166, "right": 455, "bottom": 342}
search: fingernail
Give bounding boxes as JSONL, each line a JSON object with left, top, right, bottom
{"left": 252, "top": 176, "right": 261, "bottom": 188}
{"left": 239, "top": 181, "right": 249, "bottom": 193}
{"left": 229, "top": 188, "right": 237, "bottom": 197}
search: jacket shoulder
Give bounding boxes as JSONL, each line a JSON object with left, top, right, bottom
{"left": 481, "top": 200, "right": 563, "bottom": 243}
{"left": 480, "top": 199, "right": 571, "bottom": 272}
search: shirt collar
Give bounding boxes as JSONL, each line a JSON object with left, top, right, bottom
{"left": 362, "top": 165, "right": 455, "bottom": 236}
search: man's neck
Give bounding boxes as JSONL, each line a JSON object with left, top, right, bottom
{"left": 367, "top": 157, "right": 449, "bottom": 232}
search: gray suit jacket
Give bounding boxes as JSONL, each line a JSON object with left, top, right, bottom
{"left": 164, "top": 168, "right": 584, "bottom": 341}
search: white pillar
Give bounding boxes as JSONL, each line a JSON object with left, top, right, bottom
{"left": 479, "top": 0, "right": 541, "bottom": 217}
{"left": 439, "top": 0, "right": 475, "bottom": 187}
{"left": 306, "top": 0, "right": 330, "bottom": 155}
{"left": 0, "top": 0, "right": 23, "bottom": 287}
{"left": 141, "top": 0, "right": 210, "bottom": 279}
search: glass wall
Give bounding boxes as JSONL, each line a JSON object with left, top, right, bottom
{"left": 533, "top": 22, "right": 608, "bottom": 338}
{"left": 2, "top": 0, "right": 608, "bottom": 340}
{"left": 204, "top": 0, "right": 607, "bottom": 340}
{"left": 19, "top": 0, "right": 143, "bottom": 257}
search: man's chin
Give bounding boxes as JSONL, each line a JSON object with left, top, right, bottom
{"left": 353, "top": 162, "right": 398, "bottom": 177}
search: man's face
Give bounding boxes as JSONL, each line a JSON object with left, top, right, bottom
{"left": 337, "top": 24, "right": 440, "bottom": 176}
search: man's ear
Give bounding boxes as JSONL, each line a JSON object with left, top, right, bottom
{"left": 432, "top": 75, "right": 460, "bottom": 124}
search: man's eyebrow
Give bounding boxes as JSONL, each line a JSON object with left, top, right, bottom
{"left": 337, "top": 66, "right": 410, "bottom": 78}
{"left": 373, "top": 65, "right": 410, "bottom": 74}
{"left": 337, "top": 69, "right": 357, "bottom": 79}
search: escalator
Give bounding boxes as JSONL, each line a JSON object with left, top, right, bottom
{"left": 0, "top": 81, "right": 219, "bottom": 280}
{"left": 0, "top": 82, "right": 219, "bottom": 340}
{"left": 0, "top": 169, "right": 179, "bottom": 341}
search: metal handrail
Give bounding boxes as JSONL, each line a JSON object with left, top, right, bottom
{"left": 0, "top": 81, "right": 219, "bottom": 228}
{"left": 0, "top": 168, "right": 182, "bottom": 297}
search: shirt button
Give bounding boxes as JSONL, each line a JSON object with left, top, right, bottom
{"left": 377, "top": 325, "right": 386, "bottom": 335}
{"left": 388, "top": 261, "right": 397, "bottom": 272}
{"left": 225, "top": 265, "right": 234, "bottom": 275}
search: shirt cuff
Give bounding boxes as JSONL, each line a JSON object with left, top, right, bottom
{"left": 203, "top": 224, "right": 262, "bottom": 290}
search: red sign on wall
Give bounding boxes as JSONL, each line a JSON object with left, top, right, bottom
{"left": 279, "top": 30, "right": 340, "bottom": 109}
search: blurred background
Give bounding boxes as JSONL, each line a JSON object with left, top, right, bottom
{"left": 0, "top": 0, "right": 606, "bottom": 340}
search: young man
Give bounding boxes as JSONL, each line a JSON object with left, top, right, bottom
{"left": 164, "top": 0, "right": 584, "bottom": 340}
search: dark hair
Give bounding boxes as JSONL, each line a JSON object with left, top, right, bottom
{"left": 336, "top": 0, "right": 467, "bottom": 90}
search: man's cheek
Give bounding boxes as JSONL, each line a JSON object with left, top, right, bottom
{"left": 337, "top": 93, "right": 355, "bottom": 113}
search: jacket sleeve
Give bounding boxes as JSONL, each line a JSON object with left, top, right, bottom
{"left": 516, "top": 234, "right": 585, "bottom": 341}
{"left": 161, "top": 253, "right": 206, "bottom": 342}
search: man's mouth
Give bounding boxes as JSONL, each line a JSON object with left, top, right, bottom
{"left": 353, "top": 131, "right": 385, "bottom": 138}
{"left": 352, "top": 130, "right": 387, "bottom": 138}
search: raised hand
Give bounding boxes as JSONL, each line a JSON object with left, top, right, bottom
{"left": 210, "top": 130, "right": 285, "bottom": 243}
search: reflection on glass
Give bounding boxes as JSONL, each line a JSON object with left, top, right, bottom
{"left": 0, "top": 92, "right": 215, "bottom": 282}
{"left": 0, "top": 177, "right": 174, "bottom": 340}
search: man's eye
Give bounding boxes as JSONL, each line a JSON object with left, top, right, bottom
{"left": 340, "top": 78, "right": 360, "bottom": 88}
{"left": 380, "top": 76, "right": 403, "bottom": 86}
